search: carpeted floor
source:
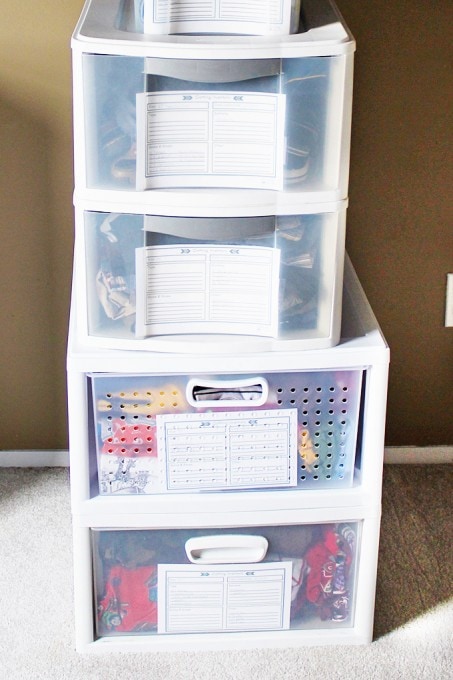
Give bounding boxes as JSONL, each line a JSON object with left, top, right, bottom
{"left": 0, "top": 465, "right": 451, "bottom": 679}
{"left": 374, "top": 465, "right": 452, "bottom": 639}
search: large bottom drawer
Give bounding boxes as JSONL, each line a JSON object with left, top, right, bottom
{"left": 92, "top": 522, "right": 359, "bottom": 638}
{"left": 72, "top": 510, "right": 381, "bottom": 651}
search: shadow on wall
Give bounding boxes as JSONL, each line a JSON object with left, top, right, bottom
{"left": 0, "top": 98, "right": 63, "bottom": 449}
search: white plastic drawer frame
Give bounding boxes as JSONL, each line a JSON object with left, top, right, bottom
{"left": 71, "top": 0, "right": 355, "bottom": 208}
{"left": 67, "top": 259, "right": 390, "bottom": 514}
{"left": 71, "top": 508, "right": 382, "bottom": 652}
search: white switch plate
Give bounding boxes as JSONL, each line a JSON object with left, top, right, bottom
{"left": 445, "top": 274, "right": 453, "bottom": 327}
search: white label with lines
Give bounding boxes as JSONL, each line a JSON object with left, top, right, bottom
{"left": 143, "top": 0, "right": 293, "bottom": 36}
{"left": 135, "top": 244, "right": 280, "bottom": 338}
{"left": 158, "top": 561, "right": 292, "bottom": 633}
{"left": 157, "top": 408, "right": 297, "bottom": 491}
{"left": 136, "top": 91, "right": 286, "bottom": 190}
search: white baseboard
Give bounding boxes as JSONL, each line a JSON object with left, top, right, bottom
{"left": 0, "top": 447, "right": 452, "bottom": 467}
{"left": 383, "top": 446, "right": 453, "bottom": 464}
{"left": 0, "top": 450, "right": 70, "bottom": 467}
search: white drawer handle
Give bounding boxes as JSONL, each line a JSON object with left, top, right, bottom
{"left": 186, "top": 377, "right": 268, "bottom": 408}
{"left": 185, "top": 535, "right": 269, "bottom": 564}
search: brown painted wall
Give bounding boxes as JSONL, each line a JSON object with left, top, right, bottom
{"left": 0, "top": 1, "right": 451, "bottom": 450}
{"left": 340, "top": 0, "right": 453, "bottom": 445}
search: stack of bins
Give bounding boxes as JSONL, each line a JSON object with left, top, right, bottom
{"left": 67, "top": 0, "right": 389, "bottom": 652}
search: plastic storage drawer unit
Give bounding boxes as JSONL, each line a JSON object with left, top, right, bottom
{"left": 72, "top": 0, "right": 355, "bottom": 205}
{"left": 75, "top": 201, "right": 347, "bottom": 352}
{"left": 89, "top": 367, "right": 362, "bottom": 496}
{"left": 67, "top": 258, "right": 390, "bottom": 511}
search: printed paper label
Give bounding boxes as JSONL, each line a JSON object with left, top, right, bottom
{"left": 143, "top": 0, "right": 293, "bottom": 36}
{"left": 156, "top": 408, "right": 297, "bottom": 491}
{"left": 158, "top": 561, "right": 292, "bottom": 633}
{"left": 136, "top": 91, "right": 285, "bottom": 190}
{"left": 135, "top": 244, "right": 280, "bottom": 338}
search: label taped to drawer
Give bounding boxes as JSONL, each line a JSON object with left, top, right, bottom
{"left": 136, "top": 91, "right": 286, "bottom": 190}
{"left": 135, "top": 244, "right": 280, "bottom": 338}
{"left": 157, "top": 408, "right": 298, "bottom": 491}
{"left": 157, "top": 561, "right": 292, "bottom": 634}
{"left": 143, "top": 0, "right": 293, "bottom": 37}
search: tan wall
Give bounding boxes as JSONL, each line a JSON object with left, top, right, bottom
{"left": 0, "top": 2, "right": 81, "bottom": 449}
{"left": 340, "top": 0, "right": 453, "bottom": 445}
{"left": 0, "top": 1, "right": 451, "bottom": 450}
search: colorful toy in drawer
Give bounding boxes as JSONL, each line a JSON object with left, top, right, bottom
{"left": 93, "top": 522, "right": 358, "bottom": 637}
{"left": 91, "top": 369, "right": 363, "bottom": 495}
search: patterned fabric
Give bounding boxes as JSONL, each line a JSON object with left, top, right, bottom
{"left": 98, "top": 564, "right": 158, "bottom": 633}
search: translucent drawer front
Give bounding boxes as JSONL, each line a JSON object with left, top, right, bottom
{"left": 90, "top": 369, "right": 362, "bottom": 495}
{"left": 80, "top": 208, "right": 345, "bottom": 351}
{"left": 78, "top": 51, "right": 351, "bottom": 196}
{"left": 92, "top": 521, "right": 360, "bottom": 637}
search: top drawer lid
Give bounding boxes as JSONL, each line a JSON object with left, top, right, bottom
{"left": 72, "top": 0, "right": 355, "bottom": 58}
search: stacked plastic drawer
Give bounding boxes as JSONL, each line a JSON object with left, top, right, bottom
{"left": 67, "top": 0, "right": 389, "bottom": 652}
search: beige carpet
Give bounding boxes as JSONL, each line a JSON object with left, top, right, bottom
{"left": 0, "top": 465, "right": 451, "bottom": 679}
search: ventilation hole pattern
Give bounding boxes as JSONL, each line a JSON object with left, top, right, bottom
{"left": 92, "top": 371, "right": 362, "bottom": 490}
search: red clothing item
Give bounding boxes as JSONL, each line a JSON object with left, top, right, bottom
{"left": 305, "top": 541, "right": 335, "bottom": 604}
{"left": 304, "top": 527, "right": 351, "bottom": 605}
{"left": 98, "top": 564, "right": 158, "bottom": 633}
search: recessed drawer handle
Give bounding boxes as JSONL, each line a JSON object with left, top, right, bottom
{"left": 144, "top": 58, "right": 281, "bottom": 83}
{"left": 185, "top": 535, "right": 269, "bottom": 564}
{"left": 186, "top": 377, "right": 268, "bottom": 408}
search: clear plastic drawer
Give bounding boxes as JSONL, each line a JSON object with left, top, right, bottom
{"left": 92, "top": 521, "right": 360, "bottom": 637}
{"left": 72, "top": 0, "right": 354, "bottom": 201}
{"left": 90, "top": 368, "right": 362, "bottom": 495}
{"left": 77, "top": 204, "right": 346, "bottom": 352}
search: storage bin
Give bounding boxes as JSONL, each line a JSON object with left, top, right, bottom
{"left": 67, "top": 257, "right": 390, "bottom": 512}
{"left": 90, "top": 367, "right": 362, "bottom": 495}
{"left": 92, "top": 520, "right": 360, "bottom": 637}
{"left": 138, "top": 0, "right": 302, "bottom": 36}
{"left": 72, "top": 0, "right": 354, "bottom": 203}
{"left": 76, "top": 202, "right": 346, "bottom": 352}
